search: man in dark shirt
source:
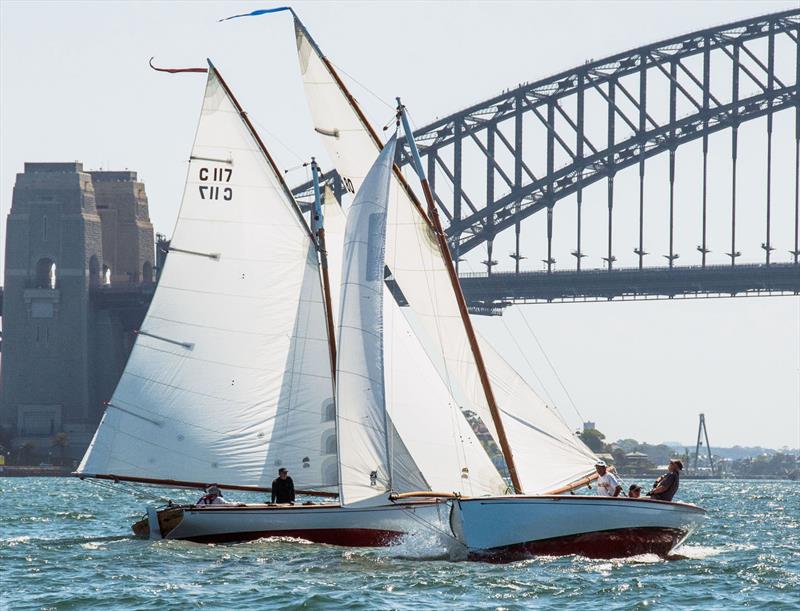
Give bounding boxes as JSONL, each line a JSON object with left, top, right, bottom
{"left": 648, "top": 459, "right": 682, "bottom": 501}
{"left": 271, "top": 467, "right": 295, "bottom": 504}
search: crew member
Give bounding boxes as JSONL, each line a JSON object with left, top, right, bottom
{"left": 648, "top": 459, "right": 682, "bottom": 501}
{"left": 196, "top": 484, "right": 230, "bottom": 505}
{"left": 594, "top": 460, "right": 622, "bottom": 497}
{"left": 628, "top": 484, "right": 642, "bottom": 498}
{"left": 271, "top": 467, "right": 295, "bottom": 504}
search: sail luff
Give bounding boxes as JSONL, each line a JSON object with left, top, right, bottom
{"left": 397, "top": 103, "right": 522, "bottom": 493}
{"left": 208, "top": 59, "right": 316, "bottom": 243}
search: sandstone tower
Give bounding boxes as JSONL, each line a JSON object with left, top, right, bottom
{"left": 0, "top": 163, "right": 154, "bottom": 460}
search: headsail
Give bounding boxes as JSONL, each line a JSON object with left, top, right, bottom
{"left": 323, "top": 185, "right": 508, "bottom": 498}
{"left": 293, "top": 17, "right": 597, "bottom": 494}
{"left": 336, "top": 136, "right": 427, "bottom": 504}
{"left": 78, "top": 63, "right": 337, "bottom": 493}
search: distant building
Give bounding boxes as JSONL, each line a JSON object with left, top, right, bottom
{"left": 583, "top": 421, "right": 596, "bottom": 432}
{"left": 0, "top": 162, "right": 154, "bottom": 460}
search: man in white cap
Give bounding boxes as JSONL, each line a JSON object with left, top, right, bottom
{"left": 594, "top": 461, "right": 622, "bottom": 497}
{"left": 196, "top": 484, "right": 231, "bottom": 506}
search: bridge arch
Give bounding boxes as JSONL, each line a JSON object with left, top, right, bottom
{"left": 295, "top": 9, "right": 799, "bottom": 272}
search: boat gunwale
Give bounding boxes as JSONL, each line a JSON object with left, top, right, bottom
{"left": 455, "top": 494, "right": 707, "bottom": 514}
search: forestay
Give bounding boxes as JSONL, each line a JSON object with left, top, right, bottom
{"left": 294, "top": 18, "right": 597, "bottom": 493}
{"left": 78, "top": 65, "right": 337, "bottom": 492}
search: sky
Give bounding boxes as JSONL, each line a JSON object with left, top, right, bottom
{"left": 1, "top": 0, "right": 798, "bottom": 448}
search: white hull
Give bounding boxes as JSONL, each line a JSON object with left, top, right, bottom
{"left": 141, "top": 500, "right": 449, "bottom": 547}
{"left": 451, "top": 495, "right": 707, "bottom": 560}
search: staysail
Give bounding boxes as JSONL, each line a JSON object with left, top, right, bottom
{"left": 336, "top": 136, "right": 428, "bottom": 504}
{"left": 293, "top": 17, "right": 597, "bottom": 493}
{"left": 323, "top": 186, "right": 508, "bottom": 498}
{"left": 78, "top": 63, "right": 337, "bottom": 493}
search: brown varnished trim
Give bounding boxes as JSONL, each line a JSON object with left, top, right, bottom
{"left": 543, "top": 471, "right": 599, "bottom": 495}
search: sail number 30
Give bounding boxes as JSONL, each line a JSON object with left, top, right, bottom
{"left": 198, "top": 167, "right": 233, "bottom": 201}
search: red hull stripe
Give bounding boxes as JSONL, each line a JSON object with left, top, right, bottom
{"left": 470, "top": 527, "right": 688, "bottom": 562}
{"left": 182, "top": 528, "right": 404, "bottom": 547}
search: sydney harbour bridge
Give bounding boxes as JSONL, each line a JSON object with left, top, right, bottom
{"left": 294, "top": 8, "right": 800, "bottom": 308}
{"left": 3, "top": 9, "right": 799, "bottom": 317}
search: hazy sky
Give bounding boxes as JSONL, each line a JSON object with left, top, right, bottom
{"left": 1, "top": 1, "right": 798, "bottom": 448}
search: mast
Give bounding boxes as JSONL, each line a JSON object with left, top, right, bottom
{"left": 292, "top": 15, "right": 521, "bottom": 494}
{"left": 397, "top": 100, "right": 522, "bottom": 494}
{"left": 311, "top": 158, "right": 338, "bottom": 384}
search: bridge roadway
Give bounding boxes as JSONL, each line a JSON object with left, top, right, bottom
{"left": 458, "top": 262, "right": 800, "bottom": 308}
{"left": 0, "top": 263, "right": 797, "bottom": 319}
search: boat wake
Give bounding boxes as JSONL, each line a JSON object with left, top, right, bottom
{"left": 667, "top": 544, "right": 724, "bottom": 560}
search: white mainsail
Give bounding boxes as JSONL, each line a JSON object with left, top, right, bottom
{"left": 294, "top": 18, "right": 597, "bottom": 494}
{"left": 78, "top": 64, "right": 337, "bottom": 493}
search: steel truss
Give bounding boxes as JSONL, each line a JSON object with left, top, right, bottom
{"left": 294, "top": 9, "right": 800, "bottom": 276}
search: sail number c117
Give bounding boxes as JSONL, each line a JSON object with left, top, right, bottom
{"left": 198, "top": 166, "right": 233, "bottom": 201}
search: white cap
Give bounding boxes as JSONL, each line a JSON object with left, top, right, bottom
{"left": 594, "top": 460, "right": 607, "bottom": 467}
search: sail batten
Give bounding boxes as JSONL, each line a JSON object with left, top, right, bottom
{"left": 78, "top": 65, "right": 337, "bottom": 493}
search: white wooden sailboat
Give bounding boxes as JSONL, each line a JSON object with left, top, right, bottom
{"left": 289, "top": 12, "right": 707, "bottom": 559}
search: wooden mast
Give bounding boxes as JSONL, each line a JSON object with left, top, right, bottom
{"left": 293, "top": 16, "right": 522, "bottom": 494}
{"left": 396, "top": 101, "right": 522, "bottom": 495}
{"left": 311, "top": 158, "right": 338, "bottom": 384}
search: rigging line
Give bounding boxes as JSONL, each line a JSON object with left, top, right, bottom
{"left": 328, "top": 59, "right": 396, "bottom": 111}
{"left": 247, "top": 114, "right": 306, "bottom": 165}
{"left": 498, "top": 316, "right": 559, "bottom": 409}
{"left": 516, "top": 309, "right": 586, "bottom": 425}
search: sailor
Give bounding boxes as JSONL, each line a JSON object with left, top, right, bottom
{"left": 648, "top": 459, "right": 682, "bottom": 501}
{"left": 196, "top": 484, "right": 230, "bottom": 506}
{"left": 594, "top": 460, "right": 622, "bottom": 497}
{"left": 628, "top": 484, "right": 642, "bottom": 498}
{"left": 271, "top": 467, "right": 295, "bottom": 504}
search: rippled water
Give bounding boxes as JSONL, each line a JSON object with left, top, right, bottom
{"left": 1, "top": 478, "right": 798, "bottom": 609}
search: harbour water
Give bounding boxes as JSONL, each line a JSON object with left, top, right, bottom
{"left": 1, "top": 478, "right": 798, "bottom": 609}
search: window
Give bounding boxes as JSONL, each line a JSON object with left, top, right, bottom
{"left": 35, "top": 258, "right": 56, "bottom": 289}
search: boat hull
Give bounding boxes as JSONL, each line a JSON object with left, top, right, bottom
{"left": 451, "top": 495, "right": 707, "bottom": 561}
{"left": 136, "top": 501, "right": 449, "bottom": 546}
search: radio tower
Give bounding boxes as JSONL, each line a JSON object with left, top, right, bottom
{"left": 693, "top": 413, "right": 715, "bottom": 476}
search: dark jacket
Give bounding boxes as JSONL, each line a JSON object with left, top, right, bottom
{"left": 650, "top": 471, "right": 679, "bottom": 501}
{"left": 271, "top": 476, "right": 295, "bottom": 503}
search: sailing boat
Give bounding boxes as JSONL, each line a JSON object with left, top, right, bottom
{"left": 288, "top": 12, "right": 707, "bottom": 558}
{"left": 76, "top": 60, "right": 499, "bottom": 545}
